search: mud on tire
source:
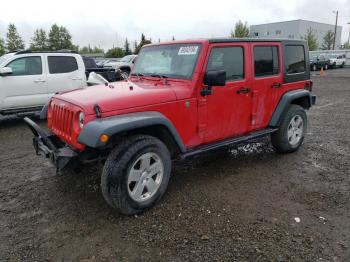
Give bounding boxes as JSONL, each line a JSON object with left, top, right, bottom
{"left": 101, "top": 135, "right": 171, "bottom": 215}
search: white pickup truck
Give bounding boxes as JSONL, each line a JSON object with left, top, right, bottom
{"left": 0, "top": 51, "right": 88, "bottom": 115}
{"left": 327, "top": 54, "right": 346, "bottom": 68}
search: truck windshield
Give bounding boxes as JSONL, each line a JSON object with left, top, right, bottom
{"left": 120, "top": 55, "right": 135, "bottom": 62}
{"left": 132, "top": 44, "right": 201, "bottom": 80}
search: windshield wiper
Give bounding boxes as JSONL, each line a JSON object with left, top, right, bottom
{"left": 131, "top": 73, "right": 144, "bottom": 76}
{"left": 150, "top": 74, "right": 168, "bottom": 78}
{"left": 149, "top": 74, "right": 169, "bottom": 85}
{"left": 130, "top": 73, "right": 144, "bottom": 81}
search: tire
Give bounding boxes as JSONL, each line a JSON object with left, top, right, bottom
{"left": 120, "top": 70, "right": 130, "bottom": 80}
{"left": 271, "top": 105, "right": 307, "bottom": 154}
{"left": 312, "top": 64, "right": 317, "bottom": 71}
{"left": 324, "top": 64, "right": 328, "bottom": 70}
{"left": 101, "top": 135, "right": 171, "bottom": 215}
{"left": 341, "top": 62, "right": 345, "bottom": 68}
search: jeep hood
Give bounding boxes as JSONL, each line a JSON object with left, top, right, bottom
{"left": 54, "top": 81, "right": 177, "bottom": 115}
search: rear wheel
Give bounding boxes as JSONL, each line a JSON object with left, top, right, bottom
{"left": 271, "top": 105, "right": 307, "bottom": 153}
{"left": 340, "top": 62, "right": 345, "bottom": 68}
{"left": 101, "top": 135, "right": 171, "bottom": 215}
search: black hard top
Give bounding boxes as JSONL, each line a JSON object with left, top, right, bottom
{"left": 208, "top": 38, "right": 307, "bottom": 44}
{"left": 14, "top": 50, "right": 78, "bottom": 55}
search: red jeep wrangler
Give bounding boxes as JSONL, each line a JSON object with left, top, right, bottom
{"left": 25, "top": 38, "right": 315, "bottom": 215}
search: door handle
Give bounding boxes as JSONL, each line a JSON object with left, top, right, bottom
{"left": 236, "top": 87, "right": 251, "bottom": 94}
{"left": 34, "top": 79, "right": 46, "bottom": 83}
{"left": 271, "top": 82, "right": 282, "bottom": 88}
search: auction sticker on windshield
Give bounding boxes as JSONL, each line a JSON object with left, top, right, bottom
{"left": 178, "top": 46, "right": 198, "bottom": 55}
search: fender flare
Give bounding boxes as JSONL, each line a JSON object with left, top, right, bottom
{"left": 119, "top": 66, "right": 131, "bottom": 72}
{"left": 269, "top": 89, "right": 312, "bottom": 127}
{"left": 77, "top": 111, "right": 186, "bottom": 152}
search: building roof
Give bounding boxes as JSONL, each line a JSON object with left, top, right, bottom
{"left": 251, "top": 19, "right": 341, "bottom": 28}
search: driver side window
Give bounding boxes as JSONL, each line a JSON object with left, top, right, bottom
{"left": 6, "top": 56, "right": 42, "bottom": 76}
{"left": 206, "top": 46, "right": 244, "bottom": 81}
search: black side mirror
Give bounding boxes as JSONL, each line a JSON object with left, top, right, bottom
{"left": 201, "top": 70, "right": 226, "bottom": 96}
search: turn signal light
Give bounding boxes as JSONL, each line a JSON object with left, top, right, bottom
{"left": 100, "top": 134, "right": 109, "bottom": 143}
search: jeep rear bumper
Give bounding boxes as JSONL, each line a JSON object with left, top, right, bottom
{"left": 24, "top": 117, "right": 78, "bottom": 171}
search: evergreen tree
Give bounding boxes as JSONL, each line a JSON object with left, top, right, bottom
{"left": 30, "top": 29, "right": 48, "bottom": 51}
{"left": 6, "top": 24, "right": 25, "bottom": 52}
{"left": 124, "top": 38, "right": 131, "bottom": 55}
{"left": 133, "top": 40, "right": 138, "bottom": 54}
{"left": 231, "top": 20, "right": 250, "bottom": 38}
{"left": 80, "top": 45, "right": 104, "bottom": 54}
{"left": 303, "top": 28, "right": 318, "bottom": 51}
{"left": 48, "top": 24, "right": 73, "bottom": 50}
{"left": 344, "top": 41, "right": 350, "bottom": 49}
{"left": 0, "top": 38, "right": 5, "bottom": 56}
{"left": 321, "top": 30, "right": 334, "bottom": 50}
{"left": 105, "top": 47, "right": 125, "bottom": 58}
{"left": 134, "top": 33, "right": 152, "bottom": 54}
{"left": 92, "top": 46, "right": 104, "bottom": 53}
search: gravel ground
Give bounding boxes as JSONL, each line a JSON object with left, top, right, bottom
{"left": 1, "top": 68, "right": 349, "bottom": 261}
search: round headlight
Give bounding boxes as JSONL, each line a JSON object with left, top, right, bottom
{"left": 79, "top": 112, "right": 85, "bottom": 128}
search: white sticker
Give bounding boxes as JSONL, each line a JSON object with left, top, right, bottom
{"left": 178, "top": 46, "right": 198, "bottom": 55}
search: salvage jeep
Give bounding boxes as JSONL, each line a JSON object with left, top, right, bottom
{"left": 25, "top": 38, "right": 316, "bottom": 215}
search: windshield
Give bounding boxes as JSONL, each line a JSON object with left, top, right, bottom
{"left": 120, "top": 55, "right": 134, "bottom": 62}
{"left": 132, "top": 44, "right": 201, "bottom": 79}
{"left": 328, "top": 55, "right": 337, "bottom": 58}
{"left": 0, "top": 54, "right": 13, "bottom": 66}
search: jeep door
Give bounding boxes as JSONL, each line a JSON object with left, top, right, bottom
{"left": 200, "top": 43, "right": 252, "bottom": 143}
{"left": 0, "top": 55, "right": 48, "bottom": 110}
{"left": 250, "top": 43, "right": 282, "bottom": 130}
{"left": 46, "top": 55, "right": 86, "bottom": 97}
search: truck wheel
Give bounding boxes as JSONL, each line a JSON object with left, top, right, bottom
{"left": 341, "top": 62, "right": 345, "bottom": 68}
{"left": 101, "top": 135, "right": 171, "bottom": 215}
{"left": 120, "top": 70, "right": 129, "bottom": 80}
{"left": 271, "top": 105, "right": 307, "bottom": 153}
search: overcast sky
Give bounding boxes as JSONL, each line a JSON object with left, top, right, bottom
{"left": 0, "top": 0, "right": 349, "bottom": 50}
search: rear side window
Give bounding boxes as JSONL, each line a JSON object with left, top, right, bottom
{"left": 48, "top": 56, "right": 78, "bottom": 74}
{"left": 254, "top": 46, "right": 279, "bottom": 77}
{"left": 285, "top": 45, "right": 305, "bottom": 74}
{"left": 206, "top": 46, "right": 244, "bottom": 81}
{"left": 6, "top": 56, "right": 42, "bottom": 76}
{"left": 83, "top": 57, "right": 96, "bottom": 68}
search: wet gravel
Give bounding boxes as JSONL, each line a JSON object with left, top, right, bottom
{"left": 0, "top": 68, "right": 350, "bottom": 261}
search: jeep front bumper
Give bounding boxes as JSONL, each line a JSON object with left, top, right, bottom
{"left": 24, "top": 117, "right": 78, "bottom": 171}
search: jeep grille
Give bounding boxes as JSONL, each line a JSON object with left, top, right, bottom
{"left": 51, "top": 103, "right": 75, "bottom": 140}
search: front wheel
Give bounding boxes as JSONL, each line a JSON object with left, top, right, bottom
{"left": 120, "top": 70, "right": 130, "bottom": 80}
{"left": 101, "top": 135, "right": 171, "bottom": 215}
{"left": 271, "top": 105, "right": 307, "bottom": 153}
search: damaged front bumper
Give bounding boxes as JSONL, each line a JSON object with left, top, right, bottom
{"left": 24, "top": 117, "right": 78, "bottom": 171}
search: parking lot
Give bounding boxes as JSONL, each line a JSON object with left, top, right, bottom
{"left": 0, "top": 68, "right": 349, "bottom": 261}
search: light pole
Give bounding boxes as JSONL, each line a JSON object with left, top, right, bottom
{"left": 333, "top": 10, "right": 338, "bottom": 50}
{"left": 348, "top": 22, "right": 350, "bottom": 45}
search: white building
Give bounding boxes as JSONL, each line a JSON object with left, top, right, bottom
{"left": 250, "top": 19, "right": 342, "bottom": 50}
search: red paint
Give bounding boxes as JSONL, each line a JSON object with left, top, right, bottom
{"left": 47, "top": 39, "right": 310, "bottom": 151}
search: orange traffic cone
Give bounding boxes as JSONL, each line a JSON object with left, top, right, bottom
{"left": 320, "top": 66, "right": 325, "bottom": 76}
